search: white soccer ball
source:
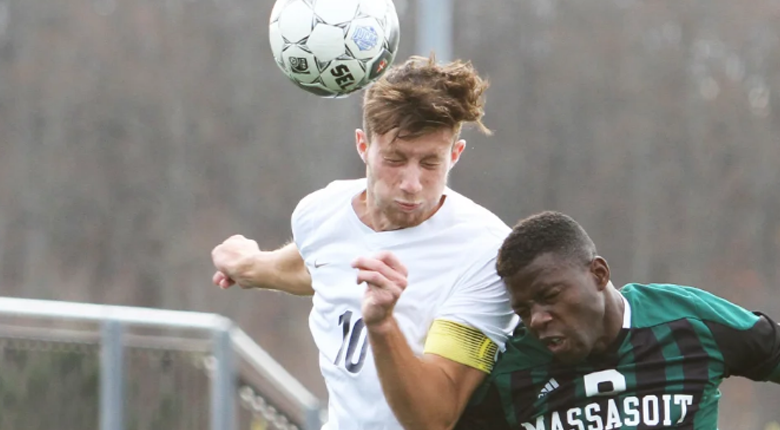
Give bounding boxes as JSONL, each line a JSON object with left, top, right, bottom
{"left": 269, "top": 0, "right": 401, "bottom": 98}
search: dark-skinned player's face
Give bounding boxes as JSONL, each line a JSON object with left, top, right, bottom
{"left": 505, "top": 253, "right": 610, "bottom": 364}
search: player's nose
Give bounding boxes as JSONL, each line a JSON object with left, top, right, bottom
{"left": 528, "top": 305, "right": 553, "bottom": 331}
{"left": 398, "top": 167, "right": 423, "bottom": 194}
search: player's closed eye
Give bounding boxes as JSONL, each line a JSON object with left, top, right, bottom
{"left": 383, "top": 157, "right": 404, "bottom": 165}
{"left": 540, "top": 290, "right": 560, "bottom": 303}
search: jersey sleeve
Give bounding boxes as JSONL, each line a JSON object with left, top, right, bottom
{"left": 704, "top": 312, "right": 780, "bottom": 382}
{"left": 290, "top": 189, "right": 317, "bottom": 259}
{"left": 683, "top": 286, "right": 780, "bottom": 382}
{"left": 290, "top": 181, "right": 343, "bottom": 260}
{"left": 454, "top": 383, "right": 512, "bottom": 430}
{"left": 291, "top": 180, "right": 361, "bottom": 259}
{"left": 431, "top": 246, "right": 517, "bottom": 352}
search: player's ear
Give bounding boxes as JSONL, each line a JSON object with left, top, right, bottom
{"left": 592, "top": 256, "right": 610, "bottom": 291}
{"left": 356, "top": 129, "right": 369, "bottom": 163}
{"left": 450, "top": 139, "right": 466, "bottom": 167}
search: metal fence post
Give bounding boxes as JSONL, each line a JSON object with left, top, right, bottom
{"left": 211, "top": 323, "right": 236, "bottom": 430}
{"left": 100, "top": 320, "right": 124, "bottom": 430}
{"left": 416, "top": 0, "right": 453, "bottom": 62}
{"left": 305, "top": 405, "right": 323, "bottom": 430}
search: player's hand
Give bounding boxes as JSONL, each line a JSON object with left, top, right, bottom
{"left": 352, "top": 251, "right": 408, "bottom": 328}
{"left": 211, "top": 234, "right": 263, "bottom": 290}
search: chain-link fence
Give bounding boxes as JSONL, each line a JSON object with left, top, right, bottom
{"left": 0, "top": 297, "right": 323, "bottom": 430}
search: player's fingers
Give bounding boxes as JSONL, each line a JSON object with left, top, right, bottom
{"left": 212, "top": 271, "right": 224, "bottom": 285}
{"left": 213, "top": 272, "right": 234, "bottom": 289}
{"left": 374, "top": 251, "right": 408, "bottom": 277}
{"left": 351, "top": 257, "right": 407, "bottom": 288}
{"left": 356, "top": 268, "right": 407, "bottom": 291}
{"left": 355, "top": 268, "right": 388, "bottom": 287}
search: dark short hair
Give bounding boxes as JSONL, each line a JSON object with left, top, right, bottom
{"left": 497, "top": 211, "right": 597, "bottom": 279}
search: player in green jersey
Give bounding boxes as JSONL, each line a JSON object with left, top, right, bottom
{"left": 456, "top": 211, "right": 780, "bottom": 430}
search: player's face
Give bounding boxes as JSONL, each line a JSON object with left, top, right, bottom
{"left": 506, "top": 253, "right": 609, "bottom": 364}
{"left": 356, "top": 128, "right": 465, "bottom": 230}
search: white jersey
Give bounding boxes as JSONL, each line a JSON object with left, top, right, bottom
{"left": 291, "top": 179, "right": 516, "bottom": 430}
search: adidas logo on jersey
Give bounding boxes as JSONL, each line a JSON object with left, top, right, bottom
{"left": 538, "top": 378, "right": 560, "bottom": 398}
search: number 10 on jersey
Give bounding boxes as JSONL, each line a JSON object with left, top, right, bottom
{"left": 335, "top": 310, "right": 368, "bottom": 373}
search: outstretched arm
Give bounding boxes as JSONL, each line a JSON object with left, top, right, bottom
{"left": 212, "top": 236, "right": 313, "bottom": 296}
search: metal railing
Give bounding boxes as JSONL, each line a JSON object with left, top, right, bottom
{"left": 0, "top": 296, "right": 323, "bottom": 430}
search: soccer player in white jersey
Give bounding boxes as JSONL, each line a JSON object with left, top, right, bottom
{"left": 210, "top": 55, "right": 516, "bottom": 430}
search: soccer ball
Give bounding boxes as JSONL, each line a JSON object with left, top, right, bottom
{"left": 269, "top": 0, "right": 400, "bottom": 98}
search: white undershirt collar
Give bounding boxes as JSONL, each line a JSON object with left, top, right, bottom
{"left": 620, "top": 292, "right": 632, "bottom": 329}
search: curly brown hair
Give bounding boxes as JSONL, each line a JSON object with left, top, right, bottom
{"left": 362, "top": 54, "right": 491, "bottom": 142}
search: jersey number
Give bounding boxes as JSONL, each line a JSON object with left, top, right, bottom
{"left": 583, "top": 369, "right": 627, "bottom": 397}
{"left": 334, "top": 310, "right": 368, "bottom": 373}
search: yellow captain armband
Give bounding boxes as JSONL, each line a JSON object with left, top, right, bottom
{"left": 423, "top": 319, "right": 498, "bottom": 373}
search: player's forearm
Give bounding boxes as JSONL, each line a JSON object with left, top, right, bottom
{"left": 268, "top": 242, "right": 313, "bottom": 295}
{"left": 367, "top": 318, "right": 461, "bottom": 430}
{"left": 247, "top": 243, "right": 313, "bottom": 296}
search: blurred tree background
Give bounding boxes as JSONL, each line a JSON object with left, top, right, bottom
{"left": 0, "top": 0, "right": 778, "bottom": 427}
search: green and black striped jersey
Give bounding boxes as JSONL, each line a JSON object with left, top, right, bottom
{"left": 456, "top": 283, "right": 780, "bottom": 430}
